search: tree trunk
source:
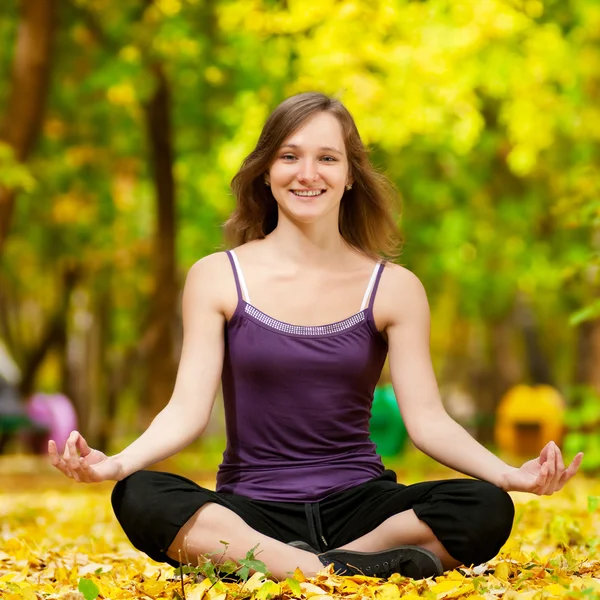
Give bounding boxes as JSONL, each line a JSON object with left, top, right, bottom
{"left": 142, "top": 63, "right": 179, "bottom": 421}
{"left": 471, "top": 315, "right": 523, "bottom": 445}
{"left": 94, "top": 271, "right": 125, "bottom": 453}
{"left": 574, "top": 318, "right": 600, "bottom": 394}
{"left": 514, "top": 294, "right": 554, "bottom": 385}
{"left": 0, "top": 0, "right": 57, "bottom": 254}
{"left": 19, "top": 265, "right": 79, "bottom": 398}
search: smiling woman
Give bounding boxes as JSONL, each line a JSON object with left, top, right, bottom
{"left": 49, "top": 92, "right": 582, "bottom": 583}
{"left": 226, "top": 93, "right": 400, "bottom": 259}
{"left": 266, "top": 114, "right": 351, "bottom": 229}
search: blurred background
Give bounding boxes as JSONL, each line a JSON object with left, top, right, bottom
{"left": 0, "top": 0, "right": 598, "bottom": 476}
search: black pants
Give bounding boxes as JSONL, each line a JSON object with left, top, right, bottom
{"left": 111, "top": 470, "right": 515, "bottom": 569}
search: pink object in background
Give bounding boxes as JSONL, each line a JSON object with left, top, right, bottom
{"left": 26, "top": 393, "right": 78, "bottom": 454}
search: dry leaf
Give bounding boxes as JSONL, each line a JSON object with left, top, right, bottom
{"left": 1, "top": 477, "right": 600, "bottom": 599}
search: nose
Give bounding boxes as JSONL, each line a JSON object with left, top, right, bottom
{"left": 297, "top": 158, "right": 320, "bottom": 183}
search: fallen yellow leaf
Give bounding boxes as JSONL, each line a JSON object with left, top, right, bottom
{"left": 494, "top": 561, "right": 511, "bottom": 580}
{"left": 374, "top": 582, "right": 400, "bottom": 600}
{"left": 430, "top": 579, "right": 461, "bottom": 593}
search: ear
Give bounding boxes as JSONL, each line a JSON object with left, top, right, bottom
{"left": 264, "top": 174, "right": 270, "bottom": 186}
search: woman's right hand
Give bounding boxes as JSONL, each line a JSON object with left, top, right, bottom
{"left": 48, "top": 431, "right": 125, "bottom": 483}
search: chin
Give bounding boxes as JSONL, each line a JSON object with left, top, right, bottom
{"left": 287, "top": 206, "right": 327, "bottom": 223}
{"left": 276, "top": 194, "right": 339, "bottom": 224}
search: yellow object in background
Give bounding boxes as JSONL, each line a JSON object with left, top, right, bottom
{"left": 495, "top": 384, "right": 566, "bottom": 458}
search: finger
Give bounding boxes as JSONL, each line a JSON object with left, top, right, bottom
{"left": 48, "top": 440, "right": 60, "bottom": 465}
{"left": 69, "top": 436, "right": 80, "bottom": 460}
{"left": 65, "top": 431, "right": 84, "bottom": 462}
{"left": 545, "top": 442, "right": 556, "bottom": 482}
{"left": 534, "top": 443, "right": 551, "bottom": 493}
{"left": 62, "top": 437, "right": 72, "bottom": 461}
{"left": 554, "top": 442, "right": 566, "bottom": 473}
{"left": 66, "top": 430, "right": 80, "bottom": 447}
{"left": 75, "top": 434, "right": 93, "bottom": 458}
{"left": 535, "top": 461, "right": 550, "bottom": 494}
{"left": 79, "top": 457, "right": 94, "bottom": 483}
{"left": 565, "top": 452, "right": 584, "bottom": 477}
{"left": 558, "top": 452, "right": 584, "bottom": 488}
{"left": 550, "top": 442, "right": 566, "bottom": 489}
{"left": 48, "top": 440, "right": 71, "bottom": 476}
{"left": 52, "top": 457, "right": 73, "bottom": 478}
{"left": 539, "top": 441, "right": 552, "bottom": 464}
{"left": 66, "top": 438, "right": 82, "bottom": 471}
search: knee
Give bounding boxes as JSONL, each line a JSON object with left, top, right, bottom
{"left": 463, "top": 482, "right": 515, "bottom": 565}
{"left": 111, "top": 471, "right": 152, "bottom": 524}
{"left": 480, "top": 482, "right": 515, "bottom": 533}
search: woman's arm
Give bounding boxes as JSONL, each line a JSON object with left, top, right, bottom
{"left": 381, "top": 265, "right": 582, "bottom": 494}
{"left": 50, "top": 252, "right": 229, "bottom": 482}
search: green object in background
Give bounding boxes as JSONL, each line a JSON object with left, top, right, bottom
{"left": 370, "top": 384, "right": 408, "bottom": 457}
{"left": 0, "top": 414, "right": 32, "bottom": 434}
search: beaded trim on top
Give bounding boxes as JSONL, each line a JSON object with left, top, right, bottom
{"left": 244, "top": 304, "right": 366, "bottom": 336}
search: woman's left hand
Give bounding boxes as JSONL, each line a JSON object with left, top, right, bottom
{"left": 500, "top": 441, "right": 583, "bottom": 495}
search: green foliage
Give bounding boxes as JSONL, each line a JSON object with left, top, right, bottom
{"left": 286, "top": 577, "right": 302, "bottom": 597}
{"left": 570, "top": 300, "right": 600, "bottom": 326}
{"left": 0, "top": 0, "right": 598, "bottom": 428}
{"left": 235, "top": 544, "right": 269, "bottom": 581}
{"left": 255, "top": 580, "right": 280, "bottom": 600}
{"left": 0, "top": 143, "right": 36, "bottom": 191}
{"left": 176, "top": 542, "right": 268, "bottom": 586}
{"left": 564, "top": 387, "right": 600, "bottom": 471}
{"left": 78, "top": 577, "right": 100, "bottom": 600}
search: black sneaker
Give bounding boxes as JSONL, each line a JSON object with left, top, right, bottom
{"left": 287, "top": 540, "right": 319, "bottom": 554}
{"left": 318, "top": 545, "right": 443, "bottom": 579}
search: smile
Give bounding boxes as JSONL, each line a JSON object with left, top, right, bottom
{"left": 291, "top": 189, "right": 325, "bottom": 197}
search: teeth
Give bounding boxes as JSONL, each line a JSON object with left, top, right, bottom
{"left": 292, "top": 190, "right": 323, "bottom": 197}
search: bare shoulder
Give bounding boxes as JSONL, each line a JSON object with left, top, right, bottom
{"left": 187, "top": 251, "right": 230, "bottom": 278}
{"left": 184, "top": 251, "right": 237, "bottom": 317}
{"left": 376, "top": 262, "right": 430, "bottom": 327}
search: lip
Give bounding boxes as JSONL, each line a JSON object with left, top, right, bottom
{"left": 288, "top": 190, "right": 326, "bottom": 202}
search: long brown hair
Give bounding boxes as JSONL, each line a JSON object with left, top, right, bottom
{"left": 225, "top": 92, "right": 401, "bottom": 260}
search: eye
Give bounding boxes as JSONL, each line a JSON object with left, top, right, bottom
{"left": 280, "top": 154, "right": 296, "bottom": 161}
{"left": 320, "top": 156, "right": 337, "bottom": 162}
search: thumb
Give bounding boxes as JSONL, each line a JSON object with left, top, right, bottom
{"left": 539, "top": 441, "right": 553, "bottom": 463}
{"left": 73, "top": 431, "right": 93, "bottom": 458}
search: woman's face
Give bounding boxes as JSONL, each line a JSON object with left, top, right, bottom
{"left": 266, "top": 112, "right": 351, "bottom": 224}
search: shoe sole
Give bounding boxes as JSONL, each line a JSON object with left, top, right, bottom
{"left": 287, "top": 540, "right": 319, "bottom": 553}
{"left": 320, "top": 545, "right": 444, "bottom": 579}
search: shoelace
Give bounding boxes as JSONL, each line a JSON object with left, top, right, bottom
{"left": 364, "top": 554, "right": 417, "bottom": 578}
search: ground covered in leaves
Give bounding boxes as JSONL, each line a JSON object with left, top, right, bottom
{"left": 1, "top": 458, "right": 600, "bottom": 600}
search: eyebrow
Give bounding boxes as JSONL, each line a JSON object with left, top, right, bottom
{"left": 280, "top": 144, "right": 344, "bottom": 156}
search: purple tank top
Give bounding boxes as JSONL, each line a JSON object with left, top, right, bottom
{"left": 216, "top": 250, "right": 388, "bottom": 502}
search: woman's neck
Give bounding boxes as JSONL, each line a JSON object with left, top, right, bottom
{"left": 265, "top": 216, "right": 350, "bottom": 268}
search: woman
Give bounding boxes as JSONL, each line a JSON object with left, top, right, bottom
{"left": 49, "top": 92, "right": 583, "bottom": 581}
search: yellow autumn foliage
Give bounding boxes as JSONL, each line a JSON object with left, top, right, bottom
{"left": 1, "top": 465, "right": 600, "bottom": 599}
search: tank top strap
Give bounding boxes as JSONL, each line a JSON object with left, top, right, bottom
{"left": 360, "top": 261, "right": 386, "bottom": 313}
{"left": 226, "top": 250, "right": 251, "bottom": 303}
